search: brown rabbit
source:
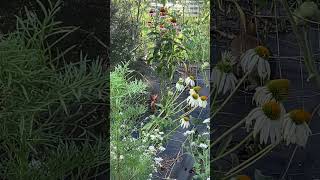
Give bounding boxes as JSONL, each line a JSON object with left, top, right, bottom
{"left": 150, "top": 94, "right": 158, "bottom": 113}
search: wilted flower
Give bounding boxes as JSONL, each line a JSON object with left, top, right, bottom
{"left": 253, "top": 79, "right": 290, "bottom": 106}
{"left": 198, "top": 96, "right": 208, "bottom": 108}
{"left": 176, "top": 78, "right": 185, "bottom": 91}
{"left": 185, "top": 76, "right": 196, "bottom": 87}
{"left": 187, "top": 93, "right": 200, "bottom": 107}
{"left": 245, "top": 101, "right": 286, "bottom": 144}
{"left": 241, "top": 46, "right": 271, "bottom": 80}
{"left": 180, "top": 116, "right": 190, "bottom": 129}
{"left": 283, "top": 109, "right": 312, "bottom": 147}
{"left": 212, "top": 51, "right": 237, "bottom": 94}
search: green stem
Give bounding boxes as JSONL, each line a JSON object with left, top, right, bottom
{"left": 212, "top": 132, "right": 253, "bottom": 162}
{"left": 212, "top": 70, "right": 250, "bottom": 118}
{"left": 222, "top": 144, "right": 276, "bottom": 179}
{"left": 280, "top": 0, "right": 320, "bottom": 88}
{"left": 210, "top": 117, "right": 247, "bottom": 148}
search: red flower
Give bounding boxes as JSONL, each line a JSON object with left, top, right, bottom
{"left": 159, "top": 24, "right": 166, "bottom": 30}
{"left": 159, "top": 7, "right": 167, "bottom": 17}
{"left": 170, "top": 18, "right": 177, "bottom": 26}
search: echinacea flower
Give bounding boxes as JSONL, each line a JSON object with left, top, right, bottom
{"left": 185, "top": 76, "right": 196, "bottom": 87}
{"left": 212, "top": 51, "right": 238, "bottom": 94}
{"left": 159, "top": 24, "right": 166, "bottom": 31}
{"left": 198, "top": 96, "right": 208, "bottom": 108}
{"left": 245, "top": 101, "right": 286, "bottom": 144}
{"left": 180, "top": 116, "right": 190, "bottom": 129}
{"left": 176, "top": 78, "right": 185, "bottom": 91}
{"left": 149, "top": 9, "right": 156, "bottom": 16}
{"left": 170, "top": 17, "right": 177, "bottom": 26}
{"left": 187, "top": 93, "right": 200, "bottom": 107}
{"left": 160, "top": 7, "right": 167, "bottom": 17}
{"left": 189, "top": 86, "right": 201, "bottom": 95}
{"left": 240, "top": 46, "right": 271, "bottom": 80}
{"left": 253, "top": 79, "right": 290, "bottom": 106}
{"left": 147, "top": 21, "right": 153, "bottom": 27}
{"left": 283, "top": 109, "right": 312, "bottom": 147}
{"left": 212, "top": 64, "right": 237, "bottom": 95}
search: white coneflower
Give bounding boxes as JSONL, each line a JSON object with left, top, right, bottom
{"left": 245, "top": 101, "right": 286, "bottom": 144}
{"left": 187, "top": 93, "right": 200, "bottom": 107}
{"left": 185, "top": 76, "right": 196, "bottom": 87}
{"left": 149, "top": 9, "right": 156, "bottom": 16}
{"left": 199, "top": 143, "right": 208, "bottom": 149}
{"left": 253, "top": 79, "right": 290, "bottom": 106}
{"left": 180, "top": 116, "right": 190, "bottom": 129}
{"left": 183, "top": 129, "right": 195, "bottom": 136}
{"left": 189, "top": 86, "right": 201, "bottom": 95}
{"left": 212, "top": 61, "right": 237, "bottom": 95}
{"left": 176, "top": 78, "right": 185, "bottom": 91}
{"left": 119, "top": 155, "right": 124, "bottom": 160}
{"left": 240, "top": 46, "right": 271, "bottom": 80}
{"left": 283, "top": 109, "right": 312, "bottom": 147}
{"left": 198, "top": 96, "right": 208, "bottom": 108}
{"left": 203, "top": 118, "right": 210, "bottom": 124}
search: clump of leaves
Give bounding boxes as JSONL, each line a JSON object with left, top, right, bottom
{"left": 0, "top": 0, "right": 108, "bottom": 179}
{"left": 110, "top": 62, "right": 154, "bottom": 179}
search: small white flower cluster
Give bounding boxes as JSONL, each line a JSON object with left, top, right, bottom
{"left": 182, "top": 117, "right": 210, "bottom": 178}
{"left": 141, "top": 129, "right": 166, "bottom": 156}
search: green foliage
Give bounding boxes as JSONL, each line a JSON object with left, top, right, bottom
{"left": 0, "top": 0, "right": 108, "bottom": 179}
{"left": 110, "top": 62, "right": 153, "bottom": 179}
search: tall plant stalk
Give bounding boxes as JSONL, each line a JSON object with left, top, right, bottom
{"left": 280, "top": 0, "right": 320, "bottom": 88}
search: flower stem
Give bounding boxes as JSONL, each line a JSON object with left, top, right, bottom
{"left": 280, "top": 0, "right": 320, "bottom": 88}
{"left": 212, "top": 70, "right": 250, "bottom": 118}
{"left": 222, "top": 144, "right": 276, "bottom": 180}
